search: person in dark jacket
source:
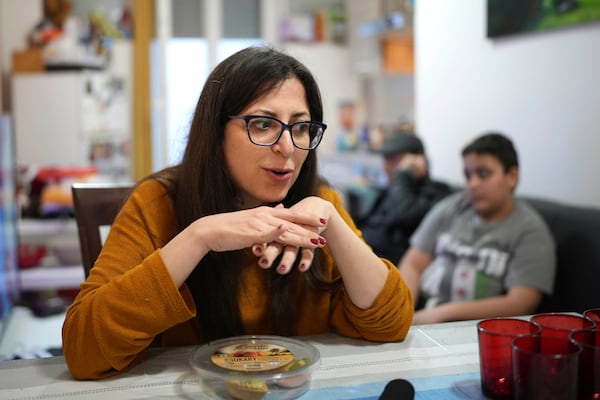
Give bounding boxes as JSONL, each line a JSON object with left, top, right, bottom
{"left": 356, "top": 128, "right": 453, "bottom": 264}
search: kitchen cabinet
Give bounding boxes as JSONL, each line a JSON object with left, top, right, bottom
{"left": 12, "top": 70, "right": 131, "bottom": 172}
{"left": 12, "top": 72, "right": 86, "bottom": 167}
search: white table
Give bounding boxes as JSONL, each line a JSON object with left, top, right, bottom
{"left": 0, "top": 320, "right": 485, "bottom": 399}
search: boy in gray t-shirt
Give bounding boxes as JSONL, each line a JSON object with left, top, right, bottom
{"left": 399, "top": 133, "right": 556, "bottom": 325}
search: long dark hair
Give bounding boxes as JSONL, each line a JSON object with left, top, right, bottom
{"left": 153, "top": 46, "right": 337, "bottom": 341}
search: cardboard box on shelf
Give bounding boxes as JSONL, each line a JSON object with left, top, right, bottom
{"left": 381, "top": 36, "right": 414, "bottom": 74}
{"left": 12, "top": 49, "right": 44, "bottom": 73}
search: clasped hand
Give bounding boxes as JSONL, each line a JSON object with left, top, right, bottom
{"left": 198, "top": 197, "right": 333, "bottom": 274}
{"left": 251, "top": 197, "right": 333, "bottom": 274}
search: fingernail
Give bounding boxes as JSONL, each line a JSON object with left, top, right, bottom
{"left": 310, "top": 238, "right": 319, "bottom": 245}
{"left": 299, "top": 263, "right": 307, "bottom": 271}
{"left": 320, "top": 218, "right": 327, "bottom": 224}
{"left": 253, "top": 245, "right": 263, "bottom": 254}
{"left": 278, "top": 264, "right": 286, "bottom": 273}
{"left": 318, "top": 237, "right": 326, "bottom": 245}
{"left": 260, "top": 258, "right": 269, "bottom": 266}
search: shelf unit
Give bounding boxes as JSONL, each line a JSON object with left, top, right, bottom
{"left": 20, "top": 266, "right": 84, "bottom": 291}
{"left": 18, "top": 218, "right": 85, "bottom": 291}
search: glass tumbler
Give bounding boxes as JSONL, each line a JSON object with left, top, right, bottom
{"left": 531, "top": 312, "right": 595, "bottom": 339}
{"left": 583, "top": 308, "right": 600, "bottom": 324}
{"left": 477, "top": 318, "right": 539, "bottom": 399}
{"left": 512, "top": 334, "right": 581, "bottom": 400}
{"left": 569, "top": 327, "right": 600, "bottom": 400}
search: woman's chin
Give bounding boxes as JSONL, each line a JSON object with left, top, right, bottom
{"left": 239, "top": 195, "right": 287, "bottom": 209}
{"left": 263, "top": 197, "right": 287, "bottom": 206}
{"left": 257, "top": 191, "right": 289, "bottom": 206}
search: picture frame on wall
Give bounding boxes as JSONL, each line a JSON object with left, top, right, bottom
{"left": 487, "top": 0, "right": 600, "bottom": 38}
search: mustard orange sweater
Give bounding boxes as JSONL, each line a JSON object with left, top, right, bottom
{"left": 62, "top": 179, "right": 413, "bottom": 379}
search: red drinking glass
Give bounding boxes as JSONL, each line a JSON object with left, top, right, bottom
{"left": 583, "top": 308, "right": 600, "bottom": 324}
{"left": 477, "top": 318, "right": 539, "bottom": 399}
{"left": 531, "top": 312, "right": 595, "bottom": 339}
{"left": 512, "top": 334, "right": 581, "bottom": 400}
{"left": 569, "top": 327, "right": 600, "bottom": 400}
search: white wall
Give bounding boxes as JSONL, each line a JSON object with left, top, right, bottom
{"left": 415, "top": 1, "right": 600, "bottom": 208}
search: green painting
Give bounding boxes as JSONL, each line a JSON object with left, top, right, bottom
{"left": 487, "top": 0, "right": 600, "bottom": 38}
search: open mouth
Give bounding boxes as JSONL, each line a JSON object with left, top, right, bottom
{"left": 270, "top": 169, "right": 291, "bottom": 176}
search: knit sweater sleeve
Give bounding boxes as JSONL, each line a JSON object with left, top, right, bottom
{"left": 62, "top": 179, "right": 197, "bottom": 380}
{"left": 319, "top": 186, "right": 414, "bottom": 342}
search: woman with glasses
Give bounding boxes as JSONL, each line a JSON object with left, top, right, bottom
{"left": 62, "top": 46, "right": 414, "bottom": 379}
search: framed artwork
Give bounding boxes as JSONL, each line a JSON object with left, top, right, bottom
{"left": 487, "top": 0, "right": 600, "bottom": 38}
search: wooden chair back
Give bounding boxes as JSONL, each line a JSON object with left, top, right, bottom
{"left": 71, "top": 183, "right": 133, "bottom": 278}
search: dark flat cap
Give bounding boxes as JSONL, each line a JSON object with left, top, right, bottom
{"left": 378, "top": 132, "right": 425, "bottom": 157}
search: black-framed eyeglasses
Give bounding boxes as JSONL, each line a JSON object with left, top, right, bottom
{"left": 229, "top": 115, "right": 326, "bottom": 150}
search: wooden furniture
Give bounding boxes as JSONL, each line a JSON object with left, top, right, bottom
{"left": 71, "top": 183, "right": 133, "bottom": 277}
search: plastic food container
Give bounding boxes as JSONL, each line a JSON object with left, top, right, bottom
{"left": 190, "top": 335, "right": 321, "bottom": 400}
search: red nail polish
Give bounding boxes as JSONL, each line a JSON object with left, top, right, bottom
{"left": 320, "top": 218, "right": 327, "bottom": 224}
{"left": 310, "top": 238, "right": 319, "bottom": 245}
{"left": 319, "top": 237, "right": 326, "bottom": 245}
{"left": 278, "top": 264, "right": 286, "bottom": 273}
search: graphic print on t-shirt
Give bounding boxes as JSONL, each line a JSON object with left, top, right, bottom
{"left": 421, "top": 233, "right": 509, "bottom": 302}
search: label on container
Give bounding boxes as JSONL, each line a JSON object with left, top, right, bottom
{"left": 211, "top": 342, "right": 294, "bottom": 372}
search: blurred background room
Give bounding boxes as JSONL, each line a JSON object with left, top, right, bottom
{"left": 1, "top": 0, "right": 599, "bottom": 359}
